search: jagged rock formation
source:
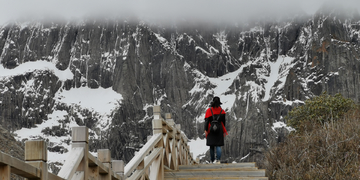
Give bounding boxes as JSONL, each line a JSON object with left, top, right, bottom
{"left": 1, "top": 5, "right": 360, "bottom": 169}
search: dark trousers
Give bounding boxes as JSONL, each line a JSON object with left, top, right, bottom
{"left": 210, "top": 146, "right": 221, "bottom": 162}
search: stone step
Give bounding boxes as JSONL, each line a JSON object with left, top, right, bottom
{"left": 178, "top": 162, "right": 257, "bottom": 170}
{"left": 165, "top": 163, "right": 267, "bottom": 180}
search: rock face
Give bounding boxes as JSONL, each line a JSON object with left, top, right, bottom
{"left": 1, "top": 7, "right": 360, "bottom": 168}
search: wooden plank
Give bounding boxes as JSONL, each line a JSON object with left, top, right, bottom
{"left": 177, "top": 142, "right": 182, "bottom": 166}
{"left": 48, "top": 172, "right": 66, "bottom": 180}
{"left": 89, "top": 166, "right": 99, "bottom": 180}
{"left": 70, "top": 171, "right": 84, "bottom": 180}
{"left": 57, "top": 147, "right": 84, "bottom": 180}
{"left": 26, "top": 161, "right": 48, "bottom": 180}
{"left": 163, "top": 122, "right": 175, "bottom": 132}
{"left": 99, "top": 170, "right": 111, "bottom": 180}
{"left": 88, "top": 152, "right": 110, "bottom": 174}
{"left": 112, "top": 173, "right": 122, "bottom": 180}
{"left": 169, "top": 139, "right": 176, "bottom": 170}
{"left": 88, "top": 152, "right": 97, "bottom": 166}
{"left": 167, "top": 132, "right": 174, "bottom": 140}
{"left": 163, "top": 134, "right": 170, "bottom": 168}
{"left": 124, "top": 133, "right": 162, "bottom": 177}
{"left": 127, "top": 147, "right": 162, "bottom": 180}
{"left": 72, "top": 142, "right": 89, "bottom": 180}
{"left": 162, "top": 128, "right": 168, "bottom": 134}
{"left": 0, "top": 165, "right": 10, "bottom": 180}
{"left": 0, "top": 151, "right": 40, "bottom": 179}
{"left": 111, "top": 160, "right": 124, "bottom": 180}
{"left": 149, "top": 149, "right": 163, "bottom": 180}
{"left": 144, "top": 174, "right": 150, "bottom": 180}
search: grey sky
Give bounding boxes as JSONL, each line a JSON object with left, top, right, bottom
{"left": 0, "top": 0, "right": 359, "bottom": 25}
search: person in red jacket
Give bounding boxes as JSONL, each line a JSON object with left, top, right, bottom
{"left": 204, "top": 96, "right": 227, "bottom": 163}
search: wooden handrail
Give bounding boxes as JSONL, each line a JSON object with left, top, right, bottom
{"left": 0, "top": 105, "right": 196, "bottom": 180}
{"left": 127, "top": 147, "right": 162, "bottom": 180}
{"left": 124, "top": 105, "right": 197, "bottom": 179}
{"left": 124, "top": 133, "right": 163, "bottom": 177}
{"left": 0, "top": 150, "right": 41, "bottom": 179}
{"left": 57, "top": 147, "right": 84, "bottom": 179}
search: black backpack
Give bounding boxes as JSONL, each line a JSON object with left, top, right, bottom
{"left": 210, "top": 108, "right": 223, "bottom": 133}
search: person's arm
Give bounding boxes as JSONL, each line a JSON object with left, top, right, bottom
{"left": 204, "top": 109, "right": 209, "bottom": 136}
{"left": 204, "top": 117, "right": 209, "bottom": 130}
{"left": 220, "top": 110, "right": 228, "bottom": 136}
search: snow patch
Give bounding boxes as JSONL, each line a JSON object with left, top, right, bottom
{"left": 208, "top": 67, "right": 243, "bottom": 111}
{"left": 272, "top": 121, "right": 294, "bottom": 132}
{"left": 0, "top": 60, "right": 73, "bottom": 81}
{"left": 55, "top": 87, "right": 122, "bottom": 116}
{"left": 188, "top": 137, "right": 208, "bottom": 159}
{"left": 262, "top": 56, "right": 295, "bottom": 101}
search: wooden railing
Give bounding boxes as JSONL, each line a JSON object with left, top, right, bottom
{"left": 0, "top": 105, "right": 196, "bottom": 180}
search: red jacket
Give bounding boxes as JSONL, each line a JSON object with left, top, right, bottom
{"left": 205, "top": 107, "right": 228, "bottom": 138}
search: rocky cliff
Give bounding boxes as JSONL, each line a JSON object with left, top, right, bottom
{"left": 1, "top": 6, "right": 360, "bottom": 170}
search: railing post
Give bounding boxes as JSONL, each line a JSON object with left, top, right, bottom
{"left": 98, "top": 149, "right": 111, "bottom": 168}
{"left": 25, "top": 140, "right": 48, "bottom": 180}
{"left": 152, "top": 105, "right": 164, "bottom": 179}
{"left": 153, "top": 105, "right": 161, "bottom": 120}
{"left": 72, "top": 126, "right": 89, "bottom": 180}
{"left": 112, "top": 160, "right": 124, "bottom": 180}
{"left": 98, "top": 149, "right": 111, "bottom": 180}
{"left": 0, "top": 164, "right": 10, "bottom": 180}
{"left": 153, "top": 106, "right": 163, "bottom": 135}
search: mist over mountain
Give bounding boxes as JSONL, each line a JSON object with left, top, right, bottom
{"left": 1, "top": 3, "right": 360, "bottom": 172}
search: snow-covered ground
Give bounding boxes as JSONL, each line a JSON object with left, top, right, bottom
{"left": 188, "top": 137, "right": 208, "bottom": 160}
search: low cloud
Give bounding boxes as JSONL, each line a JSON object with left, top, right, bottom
{"left": 0, "top": 0, "right": 359, "bottom": 25}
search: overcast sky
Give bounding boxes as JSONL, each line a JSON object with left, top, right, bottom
{"left": 0, "top": 0, "right": 359, "bottom": 25}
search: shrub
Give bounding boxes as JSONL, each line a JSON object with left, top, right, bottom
{"left": 287, "top": 92, "right": 354, "bottom": 132}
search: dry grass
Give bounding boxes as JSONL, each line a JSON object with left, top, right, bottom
{"left": 265, "top": 108, "right": 360, "bottom": 180}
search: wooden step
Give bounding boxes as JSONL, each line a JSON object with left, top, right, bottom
{"left": 165, "top": 177, "right": 268, "bottom": 180}
{"left": 165, "top": 163, "right": 268, "bottom": 180}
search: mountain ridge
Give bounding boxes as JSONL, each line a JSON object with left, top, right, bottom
{"left": 1, "top": 6, "right": 360, "bottom": 171}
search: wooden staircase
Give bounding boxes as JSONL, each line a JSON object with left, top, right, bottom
{"left": 164, "top": 162, "right": 268, "bottom": 180}
{"left": 0, "top": 106, "right": 268, "bottom": 180}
